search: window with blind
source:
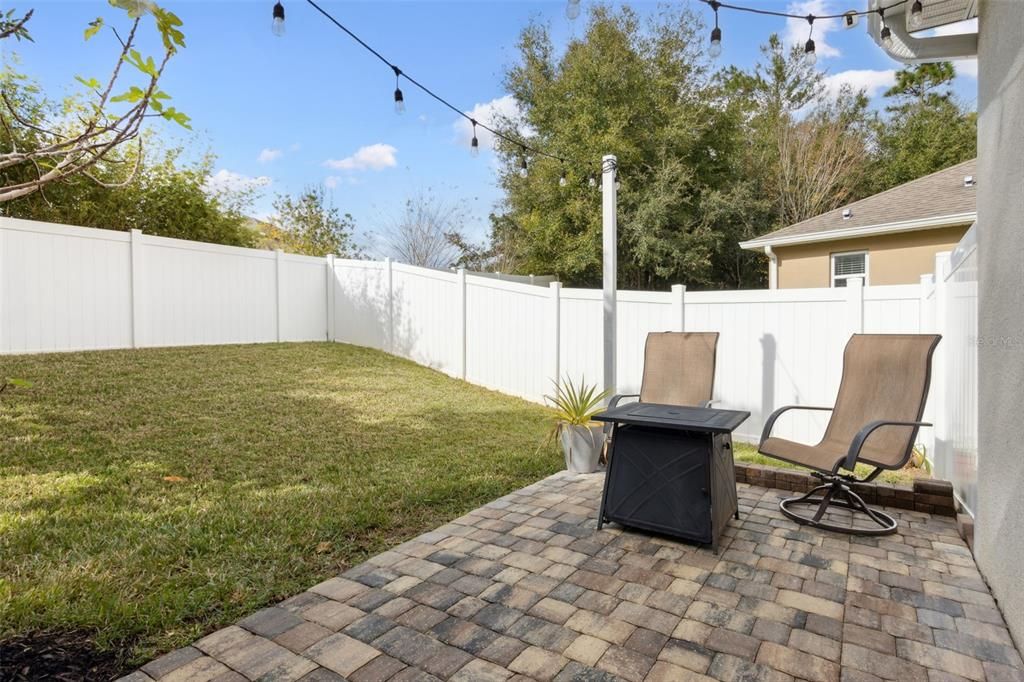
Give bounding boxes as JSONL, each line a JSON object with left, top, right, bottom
{"left": 831, "top": 251, "right": 867, "bottom": 287}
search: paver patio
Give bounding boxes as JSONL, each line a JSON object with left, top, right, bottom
{"left": 121, "top": 472, "right": 1023, "bottom": 682}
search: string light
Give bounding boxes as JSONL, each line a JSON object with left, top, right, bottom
{"left": 271, "top": 1, "right": 285, "bottom": 37}
{"left": 909, "top": 0, "right": 924, "bottom": 29}
{"left": 804, "top": 15, "right": 816, "bottom": 66}
{"left": 470, "top": 120, "right": 480, "bottom": 158}
{"left": 284, "top": 0, "right": 598, "bottom": 179}
{"left": 588, "top": 176, "right": 597, "bottom": 188}
{"left": 697, "top": 0, "right": 910, "bottom": 58}
{"left": 878, "top": 7, "right": 893, "bottom": 48}
{"left": 392, "top": 66, "right": 405, "bottom": 114}
{"left": 708, "top": 1, "right": 722, "bottom": 58}
{"left": 519, "top": 152, "right": 529, "bottom": 178}
{"left": 559, "top": 168, "right": 568, "bottom": 187}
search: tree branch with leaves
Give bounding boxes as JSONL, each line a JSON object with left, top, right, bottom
{"left": 0, "top": 0, "right": 189, "bottom": 203}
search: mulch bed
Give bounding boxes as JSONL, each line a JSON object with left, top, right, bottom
{"left": 0, "top": 631, "right": 128, "bottom": 681}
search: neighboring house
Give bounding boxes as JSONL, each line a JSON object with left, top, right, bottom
{"left": 740, "top": 159, "right": 976, "bottom": 289}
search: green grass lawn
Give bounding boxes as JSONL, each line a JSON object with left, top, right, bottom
{"left": 0, "top": 343, "right": 562, "bottom": 666}
{"left": 732, "top": 440, "right": 920, "bottom": 485}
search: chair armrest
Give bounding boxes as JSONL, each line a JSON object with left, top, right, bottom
{"left": 844, "top": 420, "right": 932, "bottom": 472}
{"left": 603, "top": 394, "right": 640, "bottom": 438}
{"left": 759, "top": 405, "right": 834, "bottom": 449}
{"left": 608, "top": 394, "right": 640, "bottom": 409}
{"left": 700, "top": 399, "right": 717, "bottom": 408}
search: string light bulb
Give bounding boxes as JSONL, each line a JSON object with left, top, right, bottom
{"left": 392, "top": 66, "right": 405, "bottom": 114}
{"left": 271, "top": 1, "right": 285, "bottom": 37}
{"left": 566, "top": 0, "right": 581, "bottom": 21}
{"left": 909, "top": 0, "right": 923, "bottom": 29}
{"left": 470, "top": 120, "right": 480, "bottom": 158}
{"left": 708, "top": 1, "right": 722, "bottom": 58}
{"left": 588, "top": 176, "right": 597, "bottom": 188}
{"left": 804, "top": 15, "right": 816, "bottom": 66}
{"left": 519, "top": 152, "right": 528, "bottom": 178}
{"left": 878, "top": 8, "right": 892, "bottom": 49}
{"left": 559, "top": 168, "right": 568, "bottom": 187}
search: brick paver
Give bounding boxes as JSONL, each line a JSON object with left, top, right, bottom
{"left": 121, "top": 472, "right": 1023, "bottom": 681}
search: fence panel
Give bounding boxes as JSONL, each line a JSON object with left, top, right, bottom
{"left": 332, "top": 260, "right": 388, "bottom": 350}
{"left": 938, "top": 228, "right": 978, "bottom": 514}
{"left": 281, "top": 254, "right": 329, "bottom": 342}
{"left": 391, "top": 264, "right": 461, "bottom": 376}
{"left": 142, "top": 236, "right": 277, "bottom": 347}
{"left": 0, "top": 219, "right": 133, "bottom": 353}
{"left": 465, "top": 276, "right": 551, "bottom": 402}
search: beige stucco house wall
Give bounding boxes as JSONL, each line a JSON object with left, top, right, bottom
{"left": 774, "top": 224, "right": 971, "bottom": 288}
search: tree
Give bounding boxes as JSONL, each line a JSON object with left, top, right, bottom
{"left": 266, "top": 186, "right": 360, "bottom": 257}
{"left": 869, "top": 62, "right": 976, "bottom": 192}
{"left": 0, "top": 1, "right": 189, "bottom": 203}
{"left": 2, "top": 140, "right": 259, "bottom": 247}
{"left": 492, "top": 5, "right": 732, "bottom": 289}
{"left": 383, "top": 191, "right": 466, "bottom": 269}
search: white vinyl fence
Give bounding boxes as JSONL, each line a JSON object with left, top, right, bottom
{"left": 0, "top": 217, "right": 977, "bottom": 508}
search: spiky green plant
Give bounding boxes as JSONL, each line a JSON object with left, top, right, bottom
{"left": 545, "top": 376, "right": 609, "bottom": 428}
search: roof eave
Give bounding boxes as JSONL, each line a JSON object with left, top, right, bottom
{"left": 739, "top": 212, "right": 977, "bottom": 251}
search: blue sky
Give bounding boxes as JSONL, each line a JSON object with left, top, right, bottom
{"left": 3, "top": 1, "right": 977, "bottom": 253}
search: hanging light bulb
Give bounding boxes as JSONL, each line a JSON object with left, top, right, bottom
{"left": 470, "top": 121, "right": 480, "bottom": 158}
{"left": 519, "top": 153, "right": 528, "bottom": 178}
{"left": 392, "top": 66, "right": 405, "bottom": 114}
{"left": 588, "top": 176, "right": 597, "bottom": 188}
{"left": 878, "top": 8, "right": 892, "bottom": 49}
{"left": 271, "top": 1, "right": 285, "bottom": 37}
{"left": 559, "top": 168, "right": 567, "bottom": 187}
{"left": 708, "top": 2, "right": 722, "bottom": 58}
{"left": 803, "top": 15, "right": 816, "bottom": 66}
{"left": 709, "top": 27, "right": 722, "bottom": 58}
{"left": 909, "top": 0, "right": 924, "bottom": 30}
{"left": 566, "top": 0, "right": 581, "bottom": 21}
{"left": 804, "top": 38, "right": 817, "bottom": 65}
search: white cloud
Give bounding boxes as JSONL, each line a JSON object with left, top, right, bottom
{"left": 288, "top": 142, "right": 301, "bottom": 152}
{"left": 784, "top": 0, "right": 842, "bottom": 60}
{"left": 203, "top": 169, "right": 271, "bottom": 195}
{"left": 821, "top": 68, "right": 897, "bottom": 99}
{"left": 929, "top": 18, "right": 978, "bottom": 78}
{"left": 324, "top": 143, "right": 398, "bottom": 171}
{"left": 453, "top": 95, "right": 532, "bottom": 152}
{"left": 325, "top": 176, "right": 339, "bottom": 189}
{"left": 258, "top": 148, "right": 282, "bottom": 163}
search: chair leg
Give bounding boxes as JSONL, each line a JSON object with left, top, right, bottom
{"left": 779, "top": 478, "right": 897, "bottom": 536}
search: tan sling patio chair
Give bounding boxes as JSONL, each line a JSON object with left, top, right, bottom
{"left": 607, "top": 332, "right": 720, "bottom": 413}
{"left": 758, "top": 333, "right": 941, "bottom": 535}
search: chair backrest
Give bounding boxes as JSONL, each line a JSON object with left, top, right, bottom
{"left": 823, "top": 334, "right": 941, "bottom": 469}
{"left": 638, "top": 332, "right": 719, "bottom": 407}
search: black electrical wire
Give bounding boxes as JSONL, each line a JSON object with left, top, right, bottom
{"left": 696, "top": 0, "right": 908, "bottom": 21}
{"left": 302, "top": 0, "right": 596, "bottom": 172}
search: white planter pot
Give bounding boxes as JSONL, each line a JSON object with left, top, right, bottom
{"left": 559, "top": 424, "right": 605, "bottom": 474}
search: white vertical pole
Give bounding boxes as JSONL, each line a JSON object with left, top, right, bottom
{"left": 129, "top": 229, "right": 144, "bottom": 348}
{"left": 602, "top": 154, "right": 618, "bottom": 398}
{"left": 385, "top": 257, "right": 394, "bottom": 353}
{"left": 275, "top": 249, "right": 284, "bottom": 342}
{"left": 458, "top": 267, "right": 467, "bottom": 380}
{"left": 919, "top": 273, "right": 935, "bottom": 333}
{"left": 765, "top": 246, "right": 778, "bottom": 290}
{"left": 549, "top": 281, "right": 562, "bottom": 391}
{"left": 846, "top": 276, "right": 864, "bottom": 335}
{"left": 671, "top": 284, "right": 686, "bottom": 332}
{"left": 326, "top": 254, "right": 336, "bottom": 342}
{"left": 932, "top": 251, "right": 951, "bottom": 466}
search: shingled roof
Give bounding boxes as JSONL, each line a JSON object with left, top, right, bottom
{"left": 740, "top": 159, "right": 977, "bottom": 249}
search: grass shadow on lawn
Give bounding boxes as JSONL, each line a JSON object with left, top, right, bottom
{"left": 0, "top": 342, "right": 562, "bottom": 667}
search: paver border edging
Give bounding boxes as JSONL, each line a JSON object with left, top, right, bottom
{"left": 733, "top": 461, "right": 956, "bottom": 516}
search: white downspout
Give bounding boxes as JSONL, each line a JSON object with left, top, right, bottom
{"left": 764, "top": 245, "right": 778, "bottom": 290}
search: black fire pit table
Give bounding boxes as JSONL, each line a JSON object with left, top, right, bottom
{"left": 594, "top": 403, "right": 750, "bottom": 553}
